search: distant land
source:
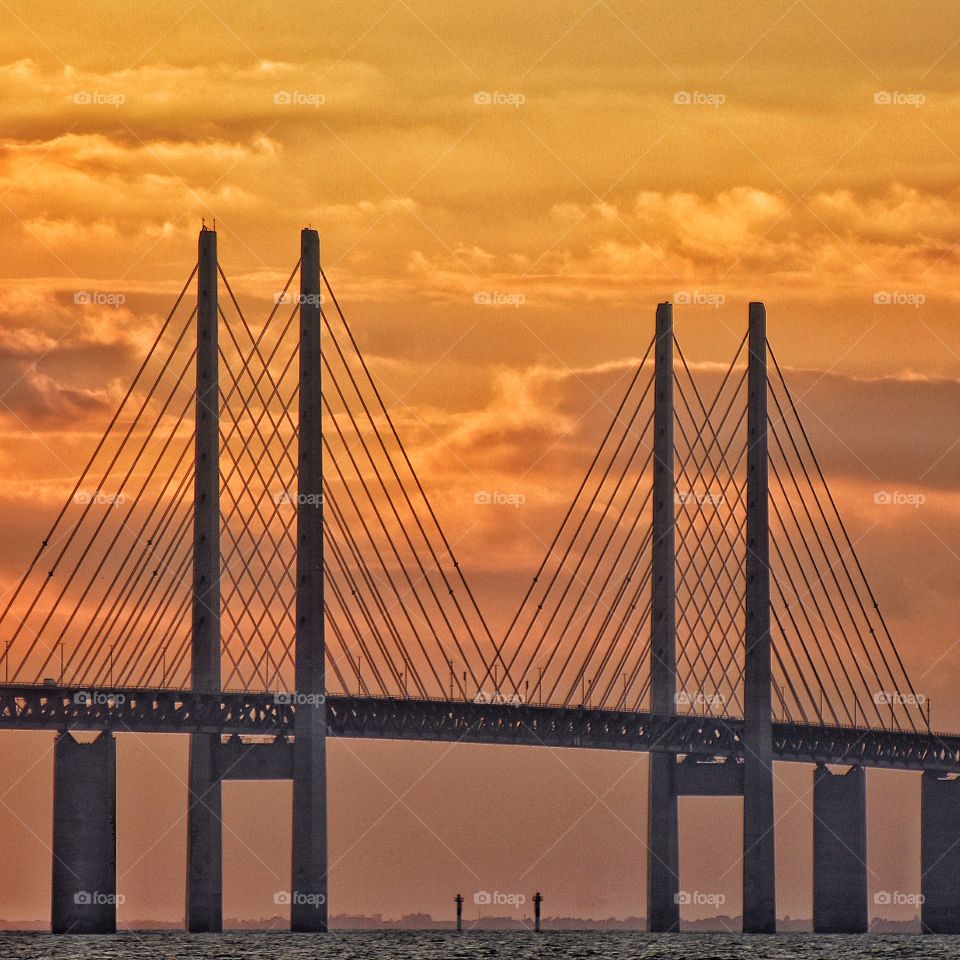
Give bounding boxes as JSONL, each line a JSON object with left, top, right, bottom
{"left": 0, "top": 915, "right": 923, "bottom": 933}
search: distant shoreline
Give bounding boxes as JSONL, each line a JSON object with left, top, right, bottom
{"left": 0, "top": 915, "right": 924, "bottom": 934}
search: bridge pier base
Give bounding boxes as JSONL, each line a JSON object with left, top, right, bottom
{"left": 922, "top": 771, "right": 960, "bottom": 934}
{"left": 813, "top": 764, "right": 867, "bottom": 933}
{"left": 186, "top": 733, "right": 223, "bottom": 931}
{"left": 52, "top": 731, "right": 117, "bottom": 934}
{"left": 647, "top": 752, "right": 679, "bottom": 931}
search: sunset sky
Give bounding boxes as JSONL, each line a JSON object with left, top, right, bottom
{"left": 0, "top": 0, "right": 959, "bottom": 930}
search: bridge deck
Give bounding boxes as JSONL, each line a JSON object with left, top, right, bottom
{"left": 0, "top": 684, "right": 957, "bottom": 774}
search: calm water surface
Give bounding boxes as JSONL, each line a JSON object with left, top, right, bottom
{"left": 0, "top": 931, "right": 957, "bottom": 960}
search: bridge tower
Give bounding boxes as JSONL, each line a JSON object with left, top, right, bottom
{"left": 291, "top": 228, "right": 329, "bottom": 931}
{"left": 742, "top": 301, "right": 776, "bottom": 933}
{"left": 647, "top": 302, "right": 680, "bottom": 932}
{"left": 186, "top": 225, "right": 223, "bottom": 932}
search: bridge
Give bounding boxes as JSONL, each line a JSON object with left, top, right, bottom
{"left": 1, "top": 227, "right": 957, "bottom": 936}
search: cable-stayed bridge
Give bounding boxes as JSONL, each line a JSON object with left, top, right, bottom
{"left": 0, "top": 228, "right": 957, "bottom": 936}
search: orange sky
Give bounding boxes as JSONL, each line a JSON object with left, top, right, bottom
{"left": 0, "top": 0, "right": 959, "bottom": 930}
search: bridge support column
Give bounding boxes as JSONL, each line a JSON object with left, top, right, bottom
{"left": 647, "top": 302, "right": 680, "bottom": 932}
{"left": 813, "top": 764, "right": 867, "bottom": 933}
{"left": 922, "top": 771, "right": 960, "bottom": 933}
{"left": 291, "top": 227, "right": 328, "bottom": 932}
{"left": 186, "top": 226, "right": 223, "bottom": 933}
{"left": 743, "top": 301, "right": 776, "bottom": 933}
{"left": 52, "top": 731, "right": 117, "bottom": 934}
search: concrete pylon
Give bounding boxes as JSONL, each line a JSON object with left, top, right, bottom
{"left": 51, "top": 732, "right": 117, "bottom": 934}
{"left": 742, "top": 302, "right": 776, "bottom": 933}
{"left": 647, "top": 302, "right": 680, "bottom": 932}
{"left": 922, "top": 771, "right": 960, "bottom": 933}
{"left": 290, "top": 228, "right": 329, "bottom": 932}
{"left": 813, "top": 764, "right": 867, "bottom": 933}
{"left": 186, "top": 226, "right": 223, "bottom": 932}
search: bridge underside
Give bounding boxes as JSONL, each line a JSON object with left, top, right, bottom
{"left": 3, "top": 685, "right": 959, "bottom": 774}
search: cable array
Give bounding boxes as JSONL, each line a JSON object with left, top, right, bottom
{"left": 0, "top": 275, "right": 925, "bottom": 733}
{"left": 672, "top": 336, "right": 749, "bottom": 718}
{"left": 500, "top": 341, "right": 657, "bottom": 709}
{"left": 767, "top": 343, "right": 923, "bottom": 732}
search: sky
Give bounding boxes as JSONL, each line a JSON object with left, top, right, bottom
{"left": 0, "top": 0, "right": 959, "bottom": 930}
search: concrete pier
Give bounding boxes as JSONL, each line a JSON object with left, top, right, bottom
{"left": 813, "top": 764, "right": 867, "bottom": 933}
{"left": 186, "top": 226, "right": 223, "bottom": 932}
{"left": 743, "top": 302, "right": 776, "bottom": 933}
{"left": 647, "top": 302, "right": 680, "bottom": 932}
{"left": 291, "top": 228, "right": 329, "bottom": 932}
{"left": 922, "top": 771, "right": 960, "bottom": 934}
{"left": 51, "top": 732, "right": 117, "bottom": 934}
